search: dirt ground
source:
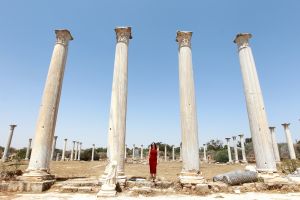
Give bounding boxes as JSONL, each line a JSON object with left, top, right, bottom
{"left": 1, "top": 160, "right": 244, "bottom": 181}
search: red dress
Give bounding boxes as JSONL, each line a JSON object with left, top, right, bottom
{"left": 149, "top": 148, "right": 158, "bottom": 174}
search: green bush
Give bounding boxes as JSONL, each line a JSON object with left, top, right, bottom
{"left": 214, "top": 149, "right": 228, "bottom": 163}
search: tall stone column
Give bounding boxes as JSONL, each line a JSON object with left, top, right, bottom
{"left": 132, "top": 144, "right": 135, "bottom": 159}
{"left": 203, "top": 144, "right": 207, "bottom": 162}
{"left": 225, "top": 138, "right": 233, "bottom": 163}
{"left": 282, "top": 123, "right": 296, "bottom": 160}
{"left": 140, "top": 145, "right": 144, "bottom": 159}
{"left": 91, "top": 144, "right": 95, "bottom": 161}
{"left": 23, "top": 30, "right": 73, "bottom": 179}
{"left": 56, "top": 153, "right": 60, "bottom": 161}
{"left": 232, "top": 136, "right": 239, "bottom": 163}
{"left": 269, "top": 127, "right": 280, "bottom": 163}
{"left": 172, "top": 146, "right": 175, "bottom": 161}
{"left": 176, "top": 31, "right": 202, "bottom": 183}
{"left": 234, "top": 33, "right": 276, "bottom": 172}
{"left": 78, "top": 142, "right": 82, "bottom": 161}
{"left": 179, "top": 143, "right": 182, "bottom": 161}
{"left": 74, "top": 141, "right": 79, "bottom": 161}
{"left": 25, "top": 138, "right": 32, "bottom": 160}
{"left": 164, "top": 145, "right": 167, "bottom": 161}
{"left": 71, "top": 141, "right": 75, "bottom": 161}
{"left": 239, "top": 134, "right": 247, "bottom": 163}
{"left": 61, "top": 138, "right": 67, "bottom": 161}
{"left": 50, "top": 136, "right": 58, "bottom": 161}
{"left": 106, "top": 27, "right": 131, "bottom": 181}
{"left": 2, "top": 125, "right": 17, "bottom": 162}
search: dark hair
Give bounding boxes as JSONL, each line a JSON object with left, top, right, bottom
{"left": 151, "top": 142, "right": 157, "bottom": 150}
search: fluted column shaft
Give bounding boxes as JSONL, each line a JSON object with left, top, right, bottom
{"left": 2, "top": 125, "right": 17, "bottom": 162}
{"left": 125, "top": 145, "right": 127, "bottom": 159}
{"left": 56, "top": 153, "right": 60, "bottom": 161}
{"left": 234, "top": 33, "right": 276, "bottom": 172}
{"left": 24, "top": 30, "right": 73, "bottom": 178}
{"left": 71, "top": 141, "right": 75, "bottom": 161}
{"left": 50, "top": 136, "right": 58, "bottom": 161}
{"left": 91, "top": 144, "right": 95, "bottom": 161}
{"left": 62, "top": 139, "right": 67, "bottom": 161}
{"left": 177, "top": 31, "right": 200, "bottom": 173}
{"left": 106, "top": 27, "right": 132, "bottom": 178}
{"left": 132, "top": 144, "right": 135, "bottom": 159}
{"left": 25, "top": 138, "right": 32, "bottom": 160}
{"left": 225, "top": 138, "right": 232, "bottom": 163}
{"left": 282, "top": 123, "right": 296, "bottom": 160}
{"left": 239, "top": 134, "right": 247, "bottom": 163}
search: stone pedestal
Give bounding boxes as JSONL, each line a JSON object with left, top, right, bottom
{"left": 225, "top": 138, "right": 233, "bottom": 163}
{"left": 234, "top": 33, "right": 276, "bottom": 172}
{"left": 176, "top": 30, "right": 203, "bottom": 183}
{"left": 282, "top": 123, "right": 296, "bottom": 160}
{"left": 2, "top": 125, "right": 17, "bottom": 162}
{"left": 269, "top": 127, "right": 281, "bottom": 163}
{"left": 25, "top": 138, "right": 32, "bottom": 161}
{"left": 22, "top": 29, "right": 73, "bottom": 180}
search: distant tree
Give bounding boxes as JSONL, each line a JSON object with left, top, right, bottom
{"left": 215, "top": 149, "right": 229, "bottom": 163}
{"left": 206, "top": 139, "right": 223, "bottom": 151}
{"left": 15, "top": 148, "right": 26, "bottom": 160}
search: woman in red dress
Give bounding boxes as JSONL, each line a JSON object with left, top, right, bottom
{"left": 149, "top": 142, "right": 158, "bottom": 182}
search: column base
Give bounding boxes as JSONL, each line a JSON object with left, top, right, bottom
{"left": 20, "top": 169, "right": 55, "bottom": 181}
{"left": 117, "top": 173, "right": 127, "bottom": 188}
{"left": 234, "top": 160, "right": 239, "bottom": 164}
{"left": 96, "top": 184, "right": 117, "bottom": 197}
{"left": 179, "top": 171, "right": 206, "bottom": 185}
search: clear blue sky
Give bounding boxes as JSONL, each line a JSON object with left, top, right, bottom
{"left": 0, "top": 1, "right": 299, "bottom": 150}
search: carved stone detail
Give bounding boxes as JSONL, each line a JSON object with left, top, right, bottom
{"left": 115, "top": 27, "right": 132, "bottom": 44}
{"left": 55, "top": 29, "right": 73, "bottom": 46}
{"left": 176, "top": 31, "right": 192, "bottom": 48}
{"left": 234, "top": 33, "right": 252, "bottom": 50}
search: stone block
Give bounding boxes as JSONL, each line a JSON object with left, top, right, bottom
{"left": 78, "top": 186, "right": 93, "bottom": 193}
{"left": 195, "top": 183, "right": 209, "bottom": 194}
{"left": 61, "top": 186, "right": 78, "bottom": 192}
{"left": 255, "top": 182, "right": 268, "bottom": 191}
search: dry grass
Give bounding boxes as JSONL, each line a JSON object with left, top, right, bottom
{"left": 0, "top": 160, "right": 244, "bottom": 181}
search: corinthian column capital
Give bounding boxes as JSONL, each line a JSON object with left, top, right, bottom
{"left": 55, "top": 29, "right": 73, "bottom": 45}
{"left": 234, "top": 33, "right": 252, "bottom": 50}
{"left": 176, "top": 31, "right": 192, "bottom": 48}
{"left": 115, "top": 26, "right": 132, "bottom": 44}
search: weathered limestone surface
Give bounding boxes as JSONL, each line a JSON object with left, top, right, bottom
{"left": 269, "top": 127, "right": 281, "bottom": 163}
{"left": 164, "top": 145, "right": 167, "bottom": 161}
{"left": 176, "top": 30, "right": 203, "bottom": 184}
{"left": 107, "top": 27, "right": 131, "bottom": 179}
{"left": 2, "top": 125, "right": 17, "bottom": 162}
{"left": 282, "top": 123, "right": 296, "bottom": 160}
{"left": 172, "top": 146, "right": 175, "bottom": 161}
{"left": 25, "top": 138, "right": 32, "bottom": 160}
{"left": 234, "top": 33, "right": 276, "bottom": 172}
{"left": 22, "top": 29, "right": 73, "bottom": 179}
